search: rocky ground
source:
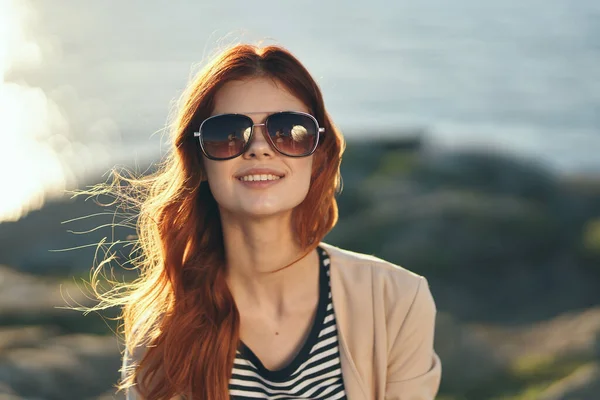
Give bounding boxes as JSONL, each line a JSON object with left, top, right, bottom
{"left": 439, "top": 308, "right": 600, "bottom": 399}
{"left": 0, "top": 265, "right": 124, "bottom": 400}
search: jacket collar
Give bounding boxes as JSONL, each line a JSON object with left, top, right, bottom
{"left": 320, "top": 242, "right": 371, "bottom": 400}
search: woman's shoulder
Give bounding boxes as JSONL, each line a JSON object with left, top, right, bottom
{"left": 320, "top": 241, "right": 427, "bottom": 292}
{"left": 320, "top": 242, "right": 438, "bottom": 357}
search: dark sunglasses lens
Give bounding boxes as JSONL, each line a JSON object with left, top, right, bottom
{"left": 266, "top": 113, "right": 318, "bottom": 156}
{"left": 201, "top": 115, "right": 252, "bottom": 159}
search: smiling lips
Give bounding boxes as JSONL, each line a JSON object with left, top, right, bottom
{"left": 239, "top": 174, "right": 282, "bottom": 182}
{"left": 235, "top": 168, "right": 285, "bottom": 183}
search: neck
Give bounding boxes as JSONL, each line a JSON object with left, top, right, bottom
{"left": 220, "top": 210, "right": 319, "bottom": 315}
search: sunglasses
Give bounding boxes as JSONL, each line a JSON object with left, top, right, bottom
{"left": 193, "top": 111, "right": 324, "bottom": 160}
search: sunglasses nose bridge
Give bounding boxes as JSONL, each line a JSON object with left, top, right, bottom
{"left": 245, "top": 122, "right": 274, "bottom": 152}
{"left": 248, "top": 122, "right": 270, "bottom": 141}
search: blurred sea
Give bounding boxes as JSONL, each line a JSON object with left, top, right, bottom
{"left": 2, "top": 0, "right": 600, "bottom": 219}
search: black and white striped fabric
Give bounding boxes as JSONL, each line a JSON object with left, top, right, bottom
{"left": 229, "top": 246, "right": 347, "bottom": 399}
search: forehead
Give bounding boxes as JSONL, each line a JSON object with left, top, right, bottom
{"left": 211, "top": 77, "right": 309, "bottom": 116}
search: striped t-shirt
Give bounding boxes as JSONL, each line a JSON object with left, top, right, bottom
{"left": 229, "top": 246, "right": 348, "bottom": 399}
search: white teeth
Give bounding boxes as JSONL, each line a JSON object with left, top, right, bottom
{"left": 239, "top": 174, "right": 282, "bottom": 182}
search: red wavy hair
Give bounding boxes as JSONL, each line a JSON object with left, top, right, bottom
{"left": 83, "top": 44, "right": 345, "bottom": 399}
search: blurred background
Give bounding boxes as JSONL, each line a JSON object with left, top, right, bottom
{"left": 1, "top": 0, "right": 599, "bottom": 399}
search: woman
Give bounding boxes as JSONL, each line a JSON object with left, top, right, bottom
{"left": 110, "top": 44, "right": 441, "bottom": 399}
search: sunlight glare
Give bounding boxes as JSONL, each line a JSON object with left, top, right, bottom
{"left": 0, "top": 0, "right": 67, "bottom": 222}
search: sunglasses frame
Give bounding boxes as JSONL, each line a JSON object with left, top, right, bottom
{"left": 193, "top": 111, "right": 325, "bottom": 161}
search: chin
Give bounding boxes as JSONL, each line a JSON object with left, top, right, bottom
{"left": 243, "top": 208, "right": 292, "bottom": 219}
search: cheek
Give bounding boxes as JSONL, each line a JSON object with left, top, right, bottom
{"left": 305, "top": 156, "right": 317, "bottom": 181}
{"left": 203, "top": 160, "right": 231, "bottom": 198}
{"left": 296, "top": 157, "right": 314, "bottom": 187}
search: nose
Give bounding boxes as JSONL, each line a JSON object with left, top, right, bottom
{"left": 243, "top": 123, "right": 276, "bottom": 159}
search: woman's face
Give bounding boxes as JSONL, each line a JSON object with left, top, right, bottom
{"left": 202, "top": 77, "right": 314, "bottom": 219}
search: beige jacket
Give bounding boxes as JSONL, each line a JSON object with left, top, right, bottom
{"left": 124, "top": 243, "right": 442, "bottom": 399}
{"left": 321, "top": 243, "right": 441, "bottom": 399}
